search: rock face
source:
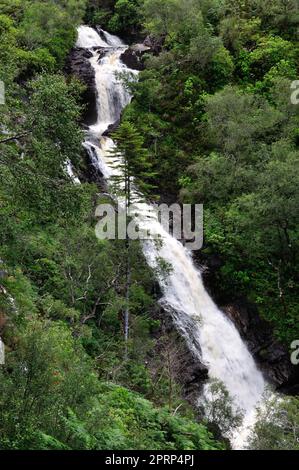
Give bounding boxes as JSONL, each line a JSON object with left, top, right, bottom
{"left": 120, "top": 35, "right": 164, "bottom": 71}
{"left": 82, "top": 141, "right": 108, "bottom": 193}
{"left": 65, "top": 48, "right": 97, "bottom": 126}
{"left": 194, "top": 252, "right": 299, "bottom": 393}
{"left": 150, "top": 305, "right": 209, "bottom": 404}
{"left": 120, "top": 44, "right": 151, "bottom": 71}
{"left": 223, "top": 301, "right": 298, "bottom": 389}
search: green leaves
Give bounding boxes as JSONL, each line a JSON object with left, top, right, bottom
{"left": 180, "top": 81, "right": 299, "bottom": 342}
{"left": 0, "top": 321, "right": 222, "bottom": 450}
{"left": 108, "top": 0, "right": 142, "bottom": 36}
{"left": 249, "top": 395, "right": 299, "bottom": 450}
{"left": 17, "top": 1, "right": 85, "bottom": 67}
{"left": 110, "top": 121, "right": 157, "bottom": 199}
{"left": 238, "top": 35, "right": 296, "bottom": 83}
{"left": 61, "top": 383, "right": 223, "bottom": 450}
{"left": 0, "top": 321, "right": 98, "bottom": 449}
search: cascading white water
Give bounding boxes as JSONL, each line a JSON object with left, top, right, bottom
{"left": 77, "top": 26, "right": 267, "bottom": 449}
{"left": 77, "top": 25, "right": 109, "bottom": 48}
{"left": 101, "top": 29, "right": 124, "bottom": 47}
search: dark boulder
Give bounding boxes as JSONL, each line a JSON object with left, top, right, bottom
{"left": 120, "top": 34, "right": 165, "bottom": 70}
{"left": 183, "top": 361, "right": 209, "bottom": 403}
{"left": 65, "top": 47, "right": 97, "bottom": 126}
{"left": 95, "top": 26, "right": 107, "bottom": 43}
{"left": 120, "top": 44, "right": 151, "bottom": 71}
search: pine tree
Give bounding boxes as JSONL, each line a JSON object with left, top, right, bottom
{"left": 109, "top": 122, "right": 156, "bottom": 358}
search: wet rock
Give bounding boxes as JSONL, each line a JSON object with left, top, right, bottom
{"left": 82, "top": 142, "right": 108, "bottom": 192}
{"left": 279, "top": 369, "right": 299, "bottom": 395}
{"left": 95, "top": 26, "right": 107, "bottom": 43}
{"left": 65, "top": 48, "right": 97, "bottom": 126}
{"left": 92, "top": 46, "right": 111, "bottom": 57}
{"left": 120, "top": 44, "right": 151, "bottom": 71}
{"left": 120, "top": 34, "right": 164, "bottom": 70}
{"left": 183, "top": 362, "right": 209, "bottom": 403}
{"left": 222, "top": 301, "right": 298, "bottom": 388}
{"left": 102, "top": 118, "right": 120, "bottom": 137}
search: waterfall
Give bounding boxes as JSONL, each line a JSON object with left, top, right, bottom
{"left": 76, "top": 25, "right": 109, "bottom": 48}
{"left": 76, "top": 26, "right": 267, "bottom": 449}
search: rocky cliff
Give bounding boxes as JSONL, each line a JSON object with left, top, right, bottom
{"left": 196, "top": 252, "right": 299, "bottom": 393}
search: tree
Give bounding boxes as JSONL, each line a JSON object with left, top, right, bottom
{"left": 18, "top": 0, "right": 86, "bottom": 66}
{"left": 199, "top": 380, "right": 244, "bottom": 440}
{"left": 248, "top": 395, "right": 299, "bottom": 450}
{"left": 3, "top": 74, "right": 85, "bottom": 224}
{"left": 109, "top": 122, "right": 155, "bottom": 357}
{"left": 0, "top": 321, "right": 98, "bottom": 449}
{"left": 142, "top": 0, "right": 205, "bottom": 45}
{"left": 62, "top": 384, "right": 223, "bottom": 450}
{"left": 108, "top": 0, "right": 142, "bottom": 36}
{"left": 149, "top": 333, "right": 186, "bottom": 411}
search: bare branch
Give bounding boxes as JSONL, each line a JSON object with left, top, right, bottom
{"left": 0, "top": 132, "right": 30, "bottom": 144}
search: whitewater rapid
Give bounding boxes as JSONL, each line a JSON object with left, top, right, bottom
{"left": 76, "top": 26, "right": 267, "bottom": 448}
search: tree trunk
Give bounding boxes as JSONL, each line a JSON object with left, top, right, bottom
{"left": 124, "top": 241, "right": 131, "bottom": 360}
{"left": 124, "top": 168, "right": 131, "bottom": 360}
{"left": 0, "top": 132, "right": 29, "bottom": 144}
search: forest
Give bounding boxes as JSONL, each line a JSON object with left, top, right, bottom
{"left": 0, "top": 0, "right": 298, "bottom": 452}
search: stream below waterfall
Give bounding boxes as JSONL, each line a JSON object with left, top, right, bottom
{"left": 76, "top": 25, "right": 268, "bottom": 449}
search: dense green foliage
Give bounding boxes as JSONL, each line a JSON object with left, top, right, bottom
{"left": 0, "top": 0, "right": 223, "bottom": 451}
{"left": 86, "top": 0, "right": 142, "bottom": 37}
{"left": 1, "top": 0, "right": 299, "bottom": 452}
{"left": 248, "top": 394, "right": 299, "bottom": 450}
{"left": 0, "top": 322, "right": 222, "bottom": 450}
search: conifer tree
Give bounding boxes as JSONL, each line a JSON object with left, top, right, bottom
{"left": 109, "top": 122, "right": 156, "bottom": 358}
